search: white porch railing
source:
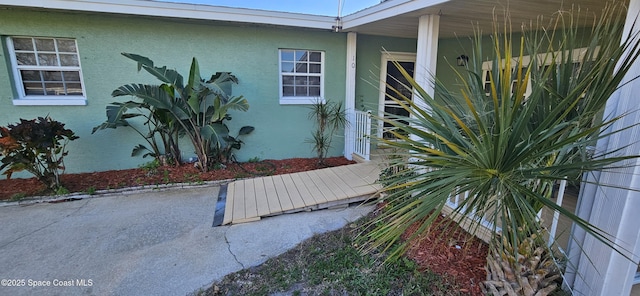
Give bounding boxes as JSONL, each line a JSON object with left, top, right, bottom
{"left": 354, "top": 110, "right": 372, "bottom": 161}
{"left": 445, "top": 181, "right": 569, "bottom": 247}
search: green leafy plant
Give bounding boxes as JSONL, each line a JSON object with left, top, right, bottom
{"left": 95, "top": 53, "right": 254, "bottom": 171}
{"left": 85, "top": 186, "right": 96, "bottom": 195}
{"left": 10, "top": 192, "right": 26, "bottom": 201}
{"left": 162, "top": 169, "right": 170, "bottom": 183}
{"left": 0, "top": 116, "right": 78, "bottom": 191}
{"left": 139, "top": 159, "right": 161, "bottom": 175}
{"left": 92, "top": 97, "right": 181, "bottom": 166}
{"left": 307, "top": 101, "right": 347, "bottom": 166}
{"left": 363, "top": 3, "right": 640, "bottom": 295}
{"left": 55, "top": 186, "right": 70, "bottom": 196}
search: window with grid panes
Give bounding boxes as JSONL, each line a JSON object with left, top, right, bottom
{"left": 279, "top": 49, "right": 324, "bottom": 104}
{"left": 7, "top": 37, "right": 86, "bottom": 105}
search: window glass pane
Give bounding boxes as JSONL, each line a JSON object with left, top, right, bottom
{"left": 281, "top": 62, "right": 295, "bottom": 73}
{"left": 20, "top": 70, "right": 41, "bottom": 81}
{"left": 12, "top": 37, "right": 85, "bottom": 98}
{"left": 295, "top": 63, "right": 308, "bottom": 73}
{"left": 38, "top": 53, "right": 59, "bottom": 66}
{"left": 63, "top": 71, "right": 80, "bottom": 82}
{"left": 295, "top": 50, "right": 307, "bottom": 62}
{"left": 281, "top": 50, "right": 294, "bottom": 61}
{"left": 35, "top": 38, "right": 56, "bottom": 51}
{"left": 13, "top": 38, "right": 34, "bottom": 51}
{"left": 59, "top": 54, "right": 79, "bottom": 66}
{"left": 66, "top": 83, "right": 83, "bottom": 95}
{"left": 279, "top": 49, "right": 322, "bottom": 101}
{"left": 309, "top": 52, "right": 321, "bottom": 62}
{"left": 295, "top": 76, "right": 308, "bottom": 85}
{"left": 24, "top": 82, "right": 45, "bottom": 95}
{"left": 309, "top": 64, "right": 321, "bottom": 73}
{"left": 283, "top": 86, "right": 294, "bottom": 96}
{"left": 16, "top": 53, "right": 37, "bottom": 66}
{"left": 44, "top": 83, "right": 64, "bottom": 95}
{"left": 43, "top": 71, "right": 63, "bottom": 82}
{"left": 56, "top": 39, "right": 77, "bottom": 52}
{"left": 282, "top": 75, "right": 294, "bottom": 85}
{"left": 309, "top": 86, "right": 320, "bottom": 96}
{"left": 295, "top": 86, "right": 307, "bottom": 96}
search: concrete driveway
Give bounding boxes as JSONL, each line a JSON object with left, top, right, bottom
{"left": 0, "top": 186, "right": 372, "bottom": 296}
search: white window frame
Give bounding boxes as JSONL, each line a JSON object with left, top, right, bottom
{"left": 481, "top": 47, "right": 594, "bottom": 100}
{"left": 6, "top": 36, "right": 87, "bottom": 106}
{"left": 278, "top": 49, "right": 324, "bottom": 105}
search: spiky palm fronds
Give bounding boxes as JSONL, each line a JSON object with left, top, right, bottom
{"left": 362, "top": 1, "right": 640, "bottom": 282}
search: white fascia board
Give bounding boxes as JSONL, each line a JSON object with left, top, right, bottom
{"left": 341, "top": 0, "right": 450, "bottom": 30}
{"left": 0, "top": 0, "right": 336, "bottom": 30}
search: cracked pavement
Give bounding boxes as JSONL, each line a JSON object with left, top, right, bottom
{"left": 0, "top": 186, "right": 372, "bottom": 296}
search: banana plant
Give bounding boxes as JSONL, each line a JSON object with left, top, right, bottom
{"left": 95, "top": 53, "right": 253, "bottom": 171}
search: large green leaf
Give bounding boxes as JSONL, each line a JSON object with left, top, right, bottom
{"left": 121, "top": 53, "right": 184, "bottom": 89}
{"left": 203, "top": 72, "right": 238, "bottom": 102}
{"left": 200, "top": 123, "right": 229, "bottom": 146}
{"left": 112, "top": 84, "right": 191, "bottom": 120}
{"left": 186, "top": 57, "right": 202, "bottom": 115}
{"left": 238, "top": 126, "right": 255, "bottom": 136}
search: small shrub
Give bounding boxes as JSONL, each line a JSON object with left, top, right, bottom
{"left": 10, "top": 192, "right": 26, "bottom": 201}
{"left": 247, "top": 156, "right": 260, "bottom": 163}
{"left": 139, "top": 159, "right": 161, "bottom": 174}
{"left": 55, "top": 186, "right": 70, "bottom": 196}
{"left": 86, "top": 186, "right": 96, "bottom": 195}
{"left": 0, "top": 116, "right": 78, "bottom": 191}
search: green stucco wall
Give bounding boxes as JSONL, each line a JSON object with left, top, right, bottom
{"left": 0, "top": 8, "right": 347, "bottom": 177}
{"left": 355, "top": 34, "right": 417, "bottom": 112}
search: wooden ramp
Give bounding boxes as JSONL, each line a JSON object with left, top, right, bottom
{"left": 221, "top": 162, "right": 381, "bottom": 225}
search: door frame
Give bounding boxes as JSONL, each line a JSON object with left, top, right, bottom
{"left": 377, "top": 51, "right": 416, "bottom": 139}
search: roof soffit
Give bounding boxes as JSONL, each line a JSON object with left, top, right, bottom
{"left": 0, "top": 0, "right": 337, "bottom": 30}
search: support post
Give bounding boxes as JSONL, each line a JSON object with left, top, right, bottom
{"left": 344, "top": 32, "right": 357, "bottom": 160}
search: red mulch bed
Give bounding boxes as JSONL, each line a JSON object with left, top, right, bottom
{"left": 0, "top": 157, "right": 354, "bottom": 200}
{"left": 403, "top": 214, "right": 488, "bottom": 296}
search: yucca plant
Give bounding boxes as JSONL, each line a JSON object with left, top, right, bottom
{"left": 362, "top": 2, "right": 640, "bottom": 295}
{"left": 307, "top": 101, "right": 347, "bottom": 166}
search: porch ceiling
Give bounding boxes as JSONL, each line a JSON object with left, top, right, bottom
{"left": 344, "top": 0, "right": 620, "bottom": 39}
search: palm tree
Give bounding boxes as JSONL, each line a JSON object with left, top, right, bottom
{"left": 363, "top": 2, "right": 640, "bottom": 294}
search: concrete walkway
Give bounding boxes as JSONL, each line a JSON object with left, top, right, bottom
{"left": 0, "top": 186, "right": 373, "bottom": 296}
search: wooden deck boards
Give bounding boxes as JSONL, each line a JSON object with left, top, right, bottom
{"left": 222, "top": 162, "right": 381, "bottom": 225}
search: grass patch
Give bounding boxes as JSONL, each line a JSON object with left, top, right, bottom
{"left": 10, "top": 192, "right": 27, "bottom": 201}
{"left": 85, "top": 186, "right": 96, "bottom": 195}
{"left": 199, "top": 219, "right": 458, "bottom": 296}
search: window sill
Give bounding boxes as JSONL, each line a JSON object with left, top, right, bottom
{"left": 12, "top": 97, "right": 87, "bottom": 106}
{"left": 279, "top": 97, "right": 325, "bottom": 105}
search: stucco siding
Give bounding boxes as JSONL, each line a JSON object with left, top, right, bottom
{"left": 0, "top": 8, "right": 347, "bottom": 176}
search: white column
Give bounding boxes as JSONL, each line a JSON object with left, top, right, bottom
{"left": 414, "top": 14, "right": 439, "bottom": 100}
{"left": 410, "top": 14, "right": 439, "bottom": 145}
{"left": 343, "top": 32, "right": 357, "bottom": 160}
{"left": 568, "top": 1, "right": 640, "bottom": 295}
